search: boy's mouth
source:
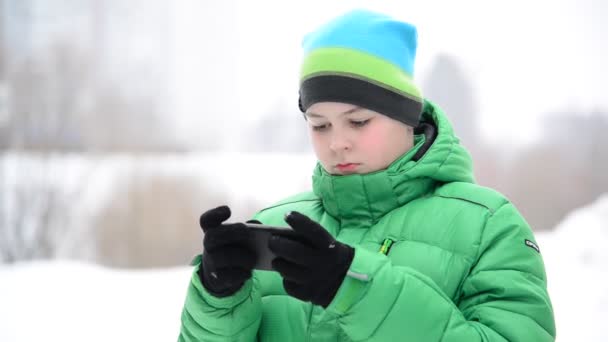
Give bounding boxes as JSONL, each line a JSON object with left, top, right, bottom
{"left": 335, "top": 163, "right": 360, "bottom": 173}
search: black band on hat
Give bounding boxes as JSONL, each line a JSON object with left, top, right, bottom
{"left": 299, "top": 75, "right": 422, "bottom": 127}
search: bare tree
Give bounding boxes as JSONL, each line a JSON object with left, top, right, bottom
{"left": 1, "top": 0, "right": 179, "bottom": 152}
{"left": 93, "top": 164, "right": 217, "bottom": 268}
{"left": 4, "top": 38, "right": 91, "bottom": 150}
{"left": 0, "top": 154, "right": 96, "bottom": 262}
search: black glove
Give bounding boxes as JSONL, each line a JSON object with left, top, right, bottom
{"left": 269, "top": 211, "right": 355, "bottom": 308}
{"left": 198, "top": 205, "right": 257, "bottom": 297}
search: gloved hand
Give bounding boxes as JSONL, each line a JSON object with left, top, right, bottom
{"left": 269, "top": 211, "right": 355, "bottom": 308}
{"left": 198, "top": 205, "right": 257, "bottom": 297}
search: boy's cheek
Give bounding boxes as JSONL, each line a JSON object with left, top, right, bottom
{"left": 359, "top": 132, "right": 384, "bottom": 150}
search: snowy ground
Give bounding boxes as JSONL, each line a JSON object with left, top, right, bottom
{"left": 1, "top": 195, "right": 607, "bottom": 341}
{"left": 535, "top": 194, "right": 608, "bottom": 341}
{"left": 0, "top": 261, "right": 192, "bottom": 341}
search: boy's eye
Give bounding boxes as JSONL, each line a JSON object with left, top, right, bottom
{"left": 350, "top": 119, "right": 370, "bottom": 127}
{"left": 311, "top": 123, "right": 329, "bottom": 131}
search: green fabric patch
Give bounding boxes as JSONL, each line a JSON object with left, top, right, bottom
{"left": 333, "top": 276, "right": 368, "bottom": 313}
{"left": 300, "top": 47, "right": 422, "bottom": 100}
{"left": 379, "top": 238, "right": 395, "bottom": 255}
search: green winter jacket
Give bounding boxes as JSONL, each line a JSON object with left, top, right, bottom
{"left": 179, "top": 100, "right": 556, "bottom": 341}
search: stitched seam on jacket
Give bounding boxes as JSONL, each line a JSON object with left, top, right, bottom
{"left": 434, "top": 194, "right": 496, "bottom": 213}
{"left": 459, "top": 202, "right": 551, "bottom": 323}
{"left": 429, "top": 127, "right": 456, "bottom": 180}
{"left": 474, "top": 202, "right": 509, "bottom": 263}
{"left": 468, "top": 268, "right": 547, "bottom": 283}
{"left": 257, "top": 199, "right": 319, "bottom": 213}
{"left": 468, "top": 304, "right": 555, "bottom": 339}
{"left": 401, "top": 266, "right": 464, "bottom": 340}
{"left": 438, "top": 308, "right": 454, "bottom": 342}
{"left": 359, "top": 261, "right": 406, "bottom": 341}
{"left": 468, "top": 321, "right": 507, "bottom": 340}
{"left": 359, "top": 175, "right": 375, "bottom": 226}
{"left": 184, "top": 307, "right": 260, "bottom": 339}
{"left": 453, "top": 203, "right": 500, "bottom": 308}
{"left": 182, "top": 309, "right": 209, "bottom": 338}
{"left": 394, "top": 237, "right": 473, "bottom": 261}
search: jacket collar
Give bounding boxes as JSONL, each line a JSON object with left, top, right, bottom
{"left": 312, "top": 135, "right": 435, "bottom": 228}
{"left": 311, "top": 99, "right": 475, "bottom": 229}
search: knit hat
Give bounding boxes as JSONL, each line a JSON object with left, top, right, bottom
{"left": 298, "top": 9, "right": 423, "bottom": 127}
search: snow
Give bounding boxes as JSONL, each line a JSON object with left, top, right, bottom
{"left": 0, "top": 193, "right": 607, "bottom": 341}
{"left": 0, "top": 261, "right": 192, "bottom": 342}
{"left": 535, "top": 194, "right": 608, "bottom": 342}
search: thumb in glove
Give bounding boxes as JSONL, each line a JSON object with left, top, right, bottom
{"left": 198, "top": 205, "right": 257, "bottom": 297}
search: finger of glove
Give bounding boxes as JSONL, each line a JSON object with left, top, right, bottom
{"left": 245, "top": 219, "right": 262, "bottom": 224}
{"left": 268, "top": 234, "right": 317, "bottom": 266}
{"left": 283, "top": 279, "right": 312, "bottom": 301}
{"left": 203, "top": 223, "right": 250, "bottom": 252}
{"left": 284, "top": 211, "right": 334, "bottom": 247}
{"left": 199, "top": 205, "right": 231, "bottom": 232}
{"left": 206, "top": 245, "right": 256, "bottom": 270}
{"left": 272, "top": 257, "right": 310, "bottom": 283}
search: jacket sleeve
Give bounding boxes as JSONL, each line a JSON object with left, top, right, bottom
{"left": 178, "top": 259, "right": 262, "bottom": 342}
{"left": 324, "top": 202, "right": 556, "bottom": 341}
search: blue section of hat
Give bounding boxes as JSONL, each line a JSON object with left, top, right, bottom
{"left": 301, "top": 9, "right": 418, "bottom": 76}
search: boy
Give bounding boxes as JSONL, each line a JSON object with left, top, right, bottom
{"left": 179, "top": 9, "right": 555, "bottom": 341}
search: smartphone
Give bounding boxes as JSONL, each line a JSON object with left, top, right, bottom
{"left": 244, "top": 223, "right": 294, "bottom": 271}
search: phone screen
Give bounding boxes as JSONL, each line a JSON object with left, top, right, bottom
{"left": 245, "top": 223, "right": 293, "bottom": 271}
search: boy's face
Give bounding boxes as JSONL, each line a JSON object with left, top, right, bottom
{"left": 305, "top": 102, "right": 414, "bottom": 175}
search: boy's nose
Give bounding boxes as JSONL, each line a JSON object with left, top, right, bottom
{"left": 329, "top": 133, "right": 352, "bottom": 152}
